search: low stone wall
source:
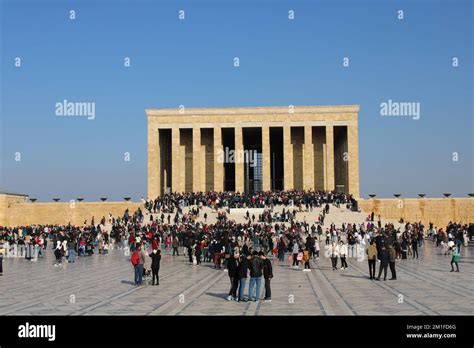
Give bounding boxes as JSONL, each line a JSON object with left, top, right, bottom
{"left": 1, "top": 198, "right": 142, "bottom": 226}
{"left": 0, "top": 193, "right": 29, "bottom": 226}
{"left": 2, "top": 194, "right": 473, "bottom": 228}
{"left": 358, "top": 198, "right": 474, "bottom": 228}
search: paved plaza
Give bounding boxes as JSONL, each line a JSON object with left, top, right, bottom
{"left": 1, "top": 233, "right": 472, "bottom": 316}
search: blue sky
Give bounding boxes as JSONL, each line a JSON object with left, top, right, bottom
{"left": 1, "top": 0, "right": 472, "bottom": 201}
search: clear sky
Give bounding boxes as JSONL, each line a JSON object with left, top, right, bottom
{"left": 1, "top": 0, "right": 472, "bottom": 201}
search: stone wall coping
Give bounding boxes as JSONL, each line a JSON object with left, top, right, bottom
{"left": 146, "top": 105, "right": 360, "bottom": 117}
{"left": 360, "top": 197, "right": 472, "bottom": 201}
{"left": 0, "top": 192, "right": 29, "bottom": 197}
{"left": 12, "top": 201, "right": 142, "bottom": 205}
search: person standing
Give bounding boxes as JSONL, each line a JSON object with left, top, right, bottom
{"left": 187, "top": 238, "right": 193, "bottom": 264}
{"left": 388, "top": 245, "right": 397, "bottom": 280}
{"left": 375, "top": 245, "right": 389, "bottom": 281}
{"left": 450, "top": 246, "right": 460, "bottom": 272}
{"left": 248, "top": 251, "right": 264, "bottom": 302}
{"left": 151, "top": 236, "right": 159, "bottom": 251}
{"left": 260, "top": 251, "right": 273, "bottom": 301}
{"left": 455, "top": 229, "right": 463, "bottom": 254}
{"left": 213, "top": 240, "right": 223, "bottom": 269}
{"left": 194, "top": 241, "right": 202, "bottom": 265}
{"left": 291, "top": 240, "right": 299, "bottom": 268}
{"left": 401, "top": 239, "right": 408, "bottom": 259}
{"left": 314, "top": 238, "right": 320, "bottom": 260}
{"left": 306, "top": 236, "right": 314, "bottom": 259}
{"left": 149, "top": 249, "right": 161, "bottom": 285}
{"left": 54, "top": 240, "right": 63, "bottom": 266}
{"left": 0, "top": 236, "right": 4, "bottom": 276}
{"left": 172, "top": 237, "right": 179, "bottom": 256}
{"left": 330, "top": 241, "right": 339, "bottom": 271}
{"left": 37, "top": 234, "right": 44, "bottom": 258}
{"left": 237, "top": 253, "right": 249, "bottom": 302}
{"left": 366, "top": 239, "right": 377, "bottom": 279}
{"left": 132, "top": 243, "right": 146, "bottom": 286}
{"left": 131, "top": 246, "right": 140, "bottom": 285}
{"left": 226, "top": 251, "right": 239, "bottom": 301}
{"left": 339, "top": 240, "right": 348, "bottom": 270}
{"left": 67, "top": 237, "right": 76, "bottom": 263}
{"left": 25, "top": 235, "right": 33, "bottom": 261}
{"left": 412, "top": 238, "right": 419, "bottom": 259}
{"left": 277, "top": 237, "right": 286, "bottom": 262}
{"left": 61, "top": 237, "right": 68, "bottom": 259}
{"left": 302, "top": 248, "right": 311, "bottom": 271}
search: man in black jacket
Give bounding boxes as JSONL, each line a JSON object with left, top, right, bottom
{"left": 375, "top": 245, "right": 389, "bottom": 281}
{"left": 237, "top": 253, "right": 249, "bottom": 302}
{"left": 260, "top": 251, "right": 273, "bottom": 301}
{"left": 375, "top": 233, "right": 384, "bottom": 260}
{"left": 226, "top": 251, "right": 239, "bottom": 301}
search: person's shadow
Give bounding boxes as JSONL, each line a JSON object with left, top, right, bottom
{"left": 205, "top": 292, "right": 228, "bottom": 299}
{"left": 340, "top": 274, "right": 369, "bottom": 279}
{"left": 121, "top": 280, "right": 135, "bottom": 285}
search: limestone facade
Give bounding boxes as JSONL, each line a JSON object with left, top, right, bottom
{"left": 146, "top": 105, "right": 361, "bottom": 198}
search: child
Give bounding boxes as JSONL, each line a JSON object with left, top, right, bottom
{"left": 302, "top": 248, "right": 311, "bottom": 271}
{"left": 296, "top": 249, "right": 304, "bottom": 269}
{"left": 450, "top": 247, "right": 460, "bottom": 272}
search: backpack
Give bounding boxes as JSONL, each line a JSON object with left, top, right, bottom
{"left": 131, "top": 251, "right": 140, "bottom": 266}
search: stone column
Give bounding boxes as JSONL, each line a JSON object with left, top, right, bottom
{"left": 213, "top": 127, "right": 224, "bottom": 192}
{"left": 200, "top": 133, "right": 206, "bottom": 192}
{"left": 304, "top": 125, "right": 314, "bottom": 190}
{"left": 171, "top": 127, "right": 181, "bottom": 193}
{"left": 192, "top": 127, "right": 202, "bottom": 192}
{"left": 147, "top": 124, "right": 160, "bottom": 198}
{"left": 261, "top": 126, "right": 271, "bottom": 191}
{"left": 325, "top": 124, "right": 335, "bottom": 191}
{"left": 347, "top": 124, "right": 360, "bottom": 198}
{"left": 235, "top": 127, "right": 244, "bottom": 193}
{"left": 283, "top": 125, "right": 293, "bottom": 190}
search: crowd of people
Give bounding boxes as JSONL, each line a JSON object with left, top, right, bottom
{"left": 143, "top": 190, "right": 356, "bottom": 213}
{"left": 0, "top": 190, "right": 471, "bottom": 302}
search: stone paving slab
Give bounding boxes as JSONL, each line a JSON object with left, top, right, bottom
{"left": 1, "top": 236, "right": 472, "bottom": 315}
